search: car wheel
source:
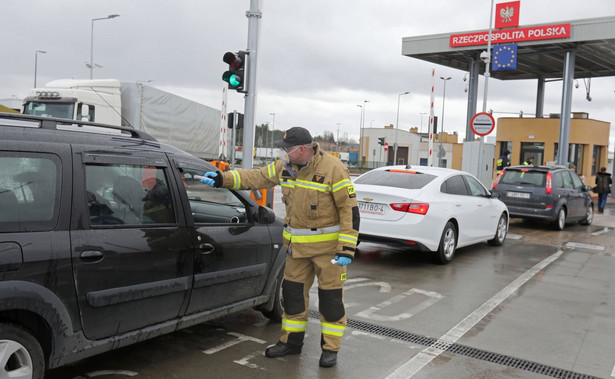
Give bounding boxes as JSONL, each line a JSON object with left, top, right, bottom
{"left": 435, "top": 221, "right": 457, "bottom": 265}
{"left": 0, "top": 323, "right": 45, "bottom": 379}
{"left": 553, "top": 208, "right": 566, "bottom": 230}
{"left": 580, "top": 204, "right": 594, "bottom": 225}
{"left": 261, "top": 268, "right": 284, "bottom": 322}
{"left": 488, "top": 213, "right": 508, "bottom": 246}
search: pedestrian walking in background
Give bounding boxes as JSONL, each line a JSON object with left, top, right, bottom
{"left": 595, "top": 167, "right": 612, "bottom": 213}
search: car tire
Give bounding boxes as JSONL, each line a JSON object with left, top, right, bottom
{"left": 435, "top": 221, "right": 457, "bottom": 265}
{"left": 0, "top": 323, "right": 45, "bottom": 379}
{"left": 553, "top": 208, "right": 566, "bottom": 230}
{"left": 488, "top": 213, "right": 508, "bottom": 246}
{"left": 261, "top": 268, "right": 284, "bottom": 322}
{"left": 580, "top": 204, "right": 594, "bottom": 225}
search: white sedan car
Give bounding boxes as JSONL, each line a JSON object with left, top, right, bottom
{"left": 354, "top": 165, "right": 509, "bottom": 264}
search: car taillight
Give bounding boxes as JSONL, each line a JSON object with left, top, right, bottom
{"left": 546, "top": 172, "right": 552, "bottom": 194}
{"left": 390, "top": 202, "right": 429, "bottom": 215}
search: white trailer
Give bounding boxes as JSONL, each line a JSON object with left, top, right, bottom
{"left": 22, "top": 79, "right": 223, "bottom": 160}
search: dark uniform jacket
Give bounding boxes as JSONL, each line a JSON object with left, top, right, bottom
{"left": 220, "top": 143, "right": 360, "bottom": 259}
{"left": 595, "top": 172, "right": 612, "bottom": 194}
{"left": 496, "top": 155, "right": 510, "bottom": 173}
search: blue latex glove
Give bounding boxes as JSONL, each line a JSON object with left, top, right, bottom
{"left": 200, "top": 172, "right": 218, "bottom": 187}
{"left": 335, "top": 255, "right": 352, "bottom": 266}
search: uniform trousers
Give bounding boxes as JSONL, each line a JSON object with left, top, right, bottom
{"left": 279, "top": 253, "right": 347, "bottom": 352}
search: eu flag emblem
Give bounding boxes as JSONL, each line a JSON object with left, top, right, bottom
{"left": 492, "top": 44, "right": 517, "bottom": 71}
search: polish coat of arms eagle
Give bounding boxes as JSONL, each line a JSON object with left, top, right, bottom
{"left": 500, "top": 6, "right": 514, "bottom": 23}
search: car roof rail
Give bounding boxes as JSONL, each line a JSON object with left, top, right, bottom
{"left": 0, "top": 112, "right": 157, "bottom": 141}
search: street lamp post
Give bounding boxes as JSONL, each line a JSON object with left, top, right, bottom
{"left": 269, "top": 113, "right": 275, "bottom": 157}
{"left": 420, "top": 112, "right": 427, "bottom": 133}
{"left": 438, "top": 76, "right": 452, "bottom": 168}
{"left": 336, "top": 123, "right": 341, "bottom": 151}
{"left": 394, "top": 91, "right": 410, "bottom": 166}
{"left": 34, "top": 50, "right": 47, "bottom": 88}
{"left": 356, "top": 104, "right": 363, "bottom": 167}
{"left": 89, "top": 14, "right": 119, "bottom": 79}
{"left": 361, "top": 100, "right": 369, "bottom": 167}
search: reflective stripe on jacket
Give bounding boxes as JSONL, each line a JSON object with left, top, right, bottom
{"left": 219, "top": 143, "right": 359, "bottom": 258}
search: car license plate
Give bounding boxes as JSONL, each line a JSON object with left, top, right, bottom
{"left": 507, "top": 191, "right": 530, "bottom": 199}
{"left": 358, "top": 201, "right": 386, "bottom": 215}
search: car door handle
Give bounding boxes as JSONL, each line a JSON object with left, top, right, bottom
{"left": 80, "top": 250, "right": 104, "bottom": 263}
{"left": 199, "top": 243, "right": 215, "bottom": 254}
{"left": 455, "top": 202, "right": 462, "bottom": 207}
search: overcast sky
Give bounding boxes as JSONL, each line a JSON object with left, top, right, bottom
{"left": 2, "top": 0, "right": 615, "bottom": 147}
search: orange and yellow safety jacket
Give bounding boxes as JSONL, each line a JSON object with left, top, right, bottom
{"left": 219, "top": 143, "right": 359, "bottom": 259}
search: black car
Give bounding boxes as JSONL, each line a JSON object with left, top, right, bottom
{"left": 492, "top": 165, "right": 593, "bottom": 230}
{"left": 0, "top": 113, "right": 285, "bottom": 378}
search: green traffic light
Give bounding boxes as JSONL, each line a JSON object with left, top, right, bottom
{"left": 222, "top": 51, "right": 247, "bottom": 92}
{"left": 222, "top": 71, "right": 242, "bottom": 88}
{"left": 229, "top": 74, "right": 241, "bottom": 87}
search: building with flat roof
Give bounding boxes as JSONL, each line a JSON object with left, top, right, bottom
{"left": 495, "top": 112, "right": 609, "bottom": 185}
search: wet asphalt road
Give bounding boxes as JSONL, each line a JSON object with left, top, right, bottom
{"left": 47, "top": 193, "right": 615, "bottom": 379}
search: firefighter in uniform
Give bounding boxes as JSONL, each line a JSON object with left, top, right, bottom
{"left": 200, "top": 127, "right": 359, "bottom": 368}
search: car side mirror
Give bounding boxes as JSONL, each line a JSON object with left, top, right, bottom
{"left": 80, "top": 104, "right": 90, "bottom": 121}
{"left": 490, "top": 191, "right": 501, "bottom": 199}
{"left": 583, "top": 185, "right": 592, "bottom": 192}
{"left": 257, "top": 205, "right": 276, "bottom": 224}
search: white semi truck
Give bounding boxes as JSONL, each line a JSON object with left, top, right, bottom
{"left": 22, "top": 79, "right": 224, "bottom": 160}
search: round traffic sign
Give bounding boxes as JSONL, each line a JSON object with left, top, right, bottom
{"left": 384, "top": 142, "right": 389, "bottom": 152}
{"left": 470, "top": 112, "right": 495, "bottom": 136}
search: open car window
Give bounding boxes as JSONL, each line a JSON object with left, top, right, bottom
{"left": 179, "top": 168, "right": 248, "bottom": 224}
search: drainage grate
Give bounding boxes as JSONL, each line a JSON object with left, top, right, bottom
{"left": 308, "top": 310, "right": 601, "bottom": 379}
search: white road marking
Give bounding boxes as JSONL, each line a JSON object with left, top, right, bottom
{"left": 345, "top": 281, "right": 392, "bottom": 293}
{"left": 611, "top": 363, "right": 615, "bottom": 377}
{"left": 506, "top": 233, "right": 523, "bottom": 240}
{"left": 565, "top": 242, "right": 606, "bottom": 251}
{"left": 356, "top": 288, "right": 442, "bottom": 322}
{"left": 311, "top": 277, "right": 391, "bottom": 307}
{"left": 345, "top": 277, "right": 370, "bottom": 284}
{"left": 234, "top": 351, "right": 266, "bottom": 370}
{"left": 385, "top": 250, "right": 563, "bottom": 379}
{"left": 203, "top": 332, "right": 265, "bottom": 355}
{"left": 591, "top": 227, "right": 610, "bottom": 236}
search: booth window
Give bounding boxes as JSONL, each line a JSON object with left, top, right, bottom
{"left": 592, "top": 145, "right": 603, "bottom": 176}
{"left": 555, "top": 143, "right": 585, "bottom": 174}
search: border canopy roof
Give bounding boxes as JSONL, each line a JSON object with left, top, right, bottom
{"left": 401, "top": 16, "right": 615, "bottom": 80}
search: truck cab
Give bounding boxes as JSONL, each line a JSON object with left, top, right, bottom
{"left": 22, "top": 79, "right": 122, "bottom": 125}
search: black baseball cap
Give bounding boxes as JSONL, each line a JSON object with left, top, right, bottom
{"left": 274, "top": 127, "right": 313, "bottom": 148}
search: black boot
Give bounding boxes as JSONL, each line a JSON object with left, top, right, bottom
{"left": 265, "top": 341, "right": 303, "bottom": 358}
{"left": 319, "top": 350, "right": 338, "bottom": 367}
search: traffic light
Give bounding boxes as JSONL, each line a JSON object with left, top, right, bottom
{"left": 222, "top": 51, "right": 247, "bottom": 93}
{"left": 227, "top": 112, "right": 244, "bottom": 129}
{"left": 378, "top": 137, "right": 385, "bottom": 146}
